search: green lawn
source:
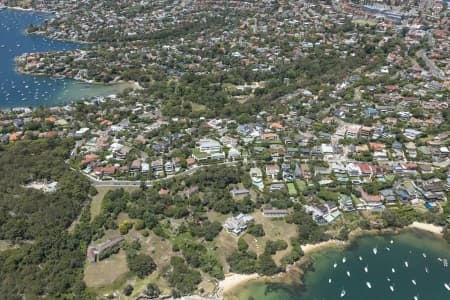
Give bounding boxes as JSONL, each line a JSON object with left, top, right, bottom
{"left": 287, "top": 183, "right": 297, "bottom": 196}
{"left": 295, "top": 180, "right": 306, "bottom": 192}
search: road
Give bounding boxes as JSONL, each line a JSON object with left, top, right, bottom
{"left": 417, "top": 49, "right": 446, "bottom": 80}
{"left": 84, "top": 161, "right": 239, "bottom": 187}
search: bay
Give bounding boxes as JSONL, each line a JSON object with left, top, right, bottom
{"left": 233, "top": 230, "right": 450, "bottom": 300}
{"left": 0, "top": 9, "right": 127, "bottom": 108}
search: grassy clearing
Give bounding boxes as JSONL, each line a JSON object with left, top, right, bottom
{"left": 214, "top": 230, "right": 238, "bottom": 273}
{"left": 191, "top": 102, "right": 207, "bottom": 112}
{"left": 91, "top": 186, "right": 138, "bottom": 221}
{"left": 295, "top": 180, "right": 306, "bottom": 192}
{"left": 84, "top": 250, "right": 129, "bottom": 288}
{"left": 0, "top": 240, "right": 15, "bottom": 251}
{"left": 243, "top": 212, "right": 298, "bottom": 264}
{"left": 287, "top": 183, "right": 297, "bottom": 196}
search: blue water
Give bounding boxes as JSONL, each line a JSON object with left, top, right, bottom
{"left": 0, "top": 9, "right": 125, "bottom": 108}
{"left": 234, "top": 230, "right": 450, "bottom": 300}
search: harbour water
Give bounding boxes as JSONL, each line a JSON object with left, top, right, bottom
{"left": 233, "top": 230, "right": 450, "bottom": 300}
{"left": 0, "top": 9, "right": 128, "bottom": 108}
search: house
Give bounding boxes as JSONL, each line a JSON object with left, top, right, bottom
{"left": 321, "top": 144, "right": 334, "bottom": 155}
{"left": 261, "top": 132, "right": 279, "bottom": 141}
{"left": 186, "top": 157, "right": 196, "bottom": 168}
{"left": 141, "top": 162, "right": 150, "bottom": 175}
{"left": 361, "top": 190, "right": 383, "bottom": 207}
{"left": 94, "top": 166, "right": 116, "bottom": 178}
{"left": 294, "top": 164, "right": 302, "bottom": 179}
{"left": 130, "top": 159, "right": 142, "bottom": 175}
{"left": 250, "top": 167, "right": 264, "bottom": 190}
{"left": 405, "top": 142, "right": 417, "bottom": 158}
{"left": 164, "top": 161, "right": 175, "bottom": 175}
{"left": 395, "top": 189, "right": 414, "bottom": 204}
{"left": 339, "top": 194, "right": 355, "bottom": 211}
{"left": 198, "top": 139, "right": 221, "bottom": 153}
{"left": 75, "top": 127, "right": 89, "bottom": 137}
{"left": 87, "top": 236, "right": 125, "bottom": 263}
{"left": 263, "top": 209, "right": 288, "bottom": 217}
{"left": 223, "top": 214, "right": 254, "bottom": 236}
{"left": 300, "top": 164, "right": 312, "bottom": 180}
{"left": 359, "top": 163, "right": 373, "bottom": 177}
{"left": 228, "top": 148, "right": 241, "bottom": 160}
{"left": 346, "top": 126, "right": 360, "bottom": 139}
{"left": 115, "top": 145, "right": 132, "bottom": 160}
{"left": 270, "top": 183, "right": 285, "bottom": 192}
{"left": 347, "top": 163, "right": 361, "bottom": 177}
{"left": 360, "top": 126, "right": 374, "bottom": 138}
{"left": 325, "top": 201, "right": 338, "bottom": 213}
{"left": 380, "top": 189, "right": 396, "bottom": 205}
{"left": 266, "top": 164, "right": 280, "bottom": 177}
{"left": 231, "top": 188, "right": 250, "bottom": 197}
{"left": 151, "top": 158, "right": 164, "bottom": 176}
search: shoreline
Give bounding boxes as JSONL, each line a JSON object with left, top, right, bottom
{"left": 4, "top": 6, "right": 52, "bottom": 14}
{"left": 219, "top": 222, "right": 447, "bottom": 299}
{"left": 217, "top": 273, "right": 260, "bottom": 297}
{"left": 408, "top": 221, "right": 443, "bottom": 235}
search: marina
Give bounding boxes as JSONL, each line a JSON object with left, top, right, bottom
{"left": 232, "top": 230, "right": 450, "bottom": 300}
{"left": 0, "top": 9, "right": 128, "bottom": 108}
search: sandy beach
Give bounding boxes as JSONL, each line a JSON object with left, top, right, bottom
{"left": 218, "top": 273, "right": 259, "bottom": 296}
{"left": 408, "top": 221, "right": 443, "bottom": 235}
{"left": 301, "top": 239, "right": 348, "bottom": 255}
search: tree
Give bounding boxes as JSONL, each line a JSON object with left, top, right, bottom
{"left": 257, "top": 253, "right": 280, "bottom": 275}
{"left": 127, "top": 253, "right": 157, "bottom": 279}
{"left": 123, "top": 285, "right": 133, "bottom": 296}
{"left": 247, "top": 222, "right": 265, "bottom": 237}
{"left": 145, "top": 283, "right": 160, "bottom": 298}
{"left": 238, "top": 237, "right": 249, "bottom": 252}
{"left": 443, "top": 227, "right": 450, "bottom": 245}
